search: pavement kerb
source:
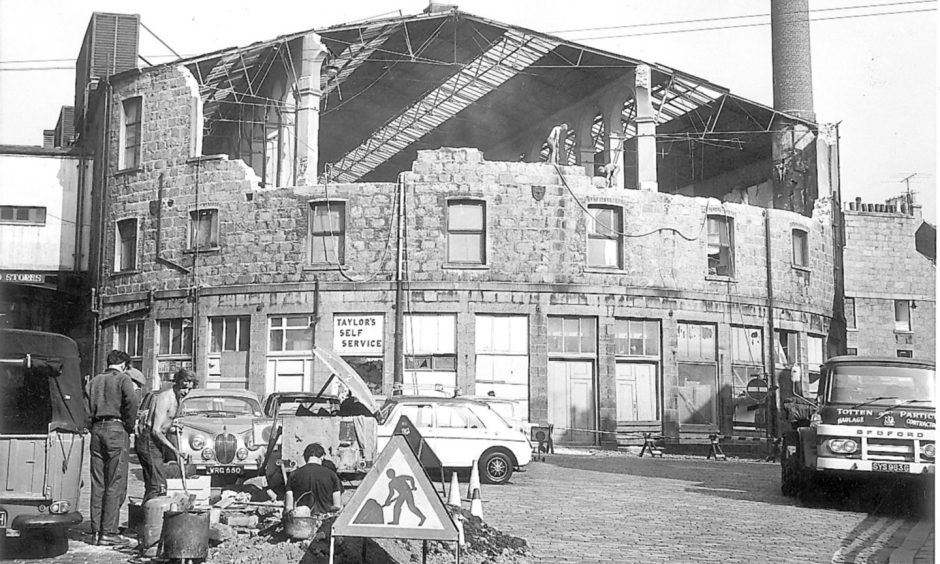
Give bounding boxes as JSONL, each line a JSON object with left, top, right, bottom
{"left": 888, "top": 520, "right": 934, "bottom": 564}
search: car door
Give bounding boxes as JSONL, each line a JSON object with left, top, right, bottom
{"left": 432, "top": 404, "right": 487, "bottom": 468}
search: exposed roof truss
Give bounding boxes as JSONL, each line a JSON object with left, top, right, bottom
{"left": 326, "top": 29, "right": 559, "bottom": 183}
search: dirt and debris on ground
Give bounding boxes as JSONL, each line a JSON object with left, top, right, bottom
{"left": 205, "top": 506, "right": 532, "bottom": 564}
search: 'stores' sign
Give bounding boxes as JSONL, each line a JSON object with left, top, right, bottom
{"left": 333, "top": 314, "right": 384, "bottom": 356}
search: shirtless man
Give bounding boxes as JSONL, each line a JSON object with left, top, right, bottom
{"left": 136, "top": 368, "right": 197, "bottom": 501}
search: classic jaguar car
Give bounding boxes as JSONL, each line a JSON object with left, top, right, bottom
{"left": 174, "top": 388, "right": 267, "bottom": 477}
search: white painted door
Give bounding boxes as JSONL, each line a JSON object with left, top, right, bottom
{"left": 615, "top": 363, "right": 657, "bottom": 422}
{"left": 547, "top": 360, "right": 595, "bottom": 445}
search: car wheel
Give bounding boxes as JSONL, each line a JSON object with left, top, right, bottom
{"left": 480, "top": 449, "right": 513, "bottom": 485}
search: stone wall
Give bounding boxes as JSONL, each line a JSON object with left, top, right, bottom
{"left": 844, "top": 204, "right": 935, "bottom": 360}
{"left": 95, "top": 65, "right": 836, "bottom": 442}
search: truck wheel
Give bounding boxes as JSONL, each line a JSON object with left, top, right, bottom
{"left": 479, "top": 449, "right": 513, "bottom": 485}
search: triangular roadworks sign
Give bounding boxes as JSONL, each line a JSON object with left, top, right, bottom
{"left": 332, "top": 435, "right": 458, "bottom": 541}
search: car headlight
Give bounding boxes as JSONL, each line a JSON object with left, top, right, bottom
{"left": 190, "top": 434, "right": 207, "bottom": 450}
{"left": 922, "top": 443, "right": 935, "bottom": 459}
{"left": 827, "top": 438, "right": 858, "bottom": 454}
{"left": 201, "top": 448, "right": 215, "bottom": 461}
{"left": 236, "top": 448, "right": 249, "bottom": 460}
{"left": 49, "top": 500, "right": 71, "bottom": 514}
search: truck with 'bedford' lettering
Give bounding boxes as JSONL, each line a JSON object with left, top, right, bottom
{"left": 780, "top": 356, "right": 935, "bottom": 497}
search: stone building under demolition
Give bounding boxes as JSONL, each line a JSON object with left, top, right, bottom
{"left": 79, "top": 4, "right": 842, "bottom": 447}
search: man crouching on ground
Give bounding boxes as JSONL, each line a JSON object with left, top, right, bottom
{"left": 136, "top": 368, "right": 197, "bottom": 501}
{"left": 287, "top": 443, "right": 343, "bottom": 514}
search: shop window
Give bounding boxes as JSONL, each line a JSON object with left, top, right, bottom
{"left": 309, "top": 201, "right": 345, "bottom": 265}
{"left": 706, "top": 215, "right": 734, "bottom": 277}
{"left": 190, "top": 209, "right": 219, "bottom": 250}
{"left": 587, "top": 205, "right": 622, "bottom": 268}
{"left": 269, "top": 315, "right": 313, "bottom": 352}
{"left": 210, "top": 316, "right": 250, "bottom": 353}
{"left": 731, "top": 326, "right": 764, "bottom": 431}
{"left": 475, "top": 315, "right": 529, "bottom": 415}
{"left": 447, "top": 200, "right": 485, "bottom": 264}
{"left": 792, "top": 229, "right": 809, "bottom": 268}
{"left": 114, "top": 321, "right": 144, "bottom": 370}
{"left": 0, "top": 206, "right": 46, "bottom": 225}
{"left": 115, "top": 218, "right": 138, "bottom": 272}
{"left": 676, "top": 322, "right": 718, "bottom": 428}
{"left": 845, "top": 297, "right": 856, "bottom": 330}
{"left": 894, "top": 300, "right": 911, "bottom": 332}
{"left": 403, "top": 314, "right": 457, "bottom": 395}
{"left": 157, "top": 319, "right": 193, "bottom": 356}
{"left": 334, "top": 313, "right": 385, "bottom": 396}
{"left": 120, "top": 97, "right": 142, "bottom": 170}
{"left": 614, "top": 319, "right": 659, "bottom": 357}
{"left": 548, "top": 316, "right": 596, "bottom": 355}
{"left": 806, "top": 334, "right": 825, "bottom": 396}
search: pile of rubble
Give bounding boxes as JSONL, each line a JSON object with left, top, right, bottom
{"left": 203, "top": 505, "right": 532, "bottom": 564}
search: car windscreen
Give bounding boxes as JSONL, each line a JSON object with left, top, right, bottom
{"left": 273, "top": 399, "right": 337, "bottom": 416}
{"left": 179, "top": 396, "right": 263, "bottom": 417}
{"left": 475, "top": 404, "right": 513, "bottom": 429}
{"left": 828, "top": 365, "right": 935, "bottom": 405}
{"left": 485, "top": 402, "right": 517, "bottom": 422}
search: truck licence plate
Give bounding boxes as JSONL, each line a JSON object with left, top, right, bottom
{"left": 872, "top": 462, "right": 910, "bottom": 473}
{"left": 208, "top": 465, "right": 243, "bottom": 475}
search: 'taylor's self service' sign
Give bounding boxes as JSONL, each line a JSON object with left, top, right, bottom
{"left": 334, "top": 314, "right": 384, "bottom": 356}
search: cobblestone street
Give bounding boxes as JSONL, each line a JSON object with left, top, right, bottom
{"left": 2, "top": 446, "right": 933, "bottom": 563}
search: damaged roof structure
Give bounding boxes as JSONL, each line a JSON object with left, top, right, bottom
{"left": 175, "top": 5, "right": 820, "bottom": 212}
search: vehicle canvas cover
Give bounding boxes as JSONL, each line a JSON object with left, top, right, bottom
{"left": 0, "top": 329, "right": 87, "bottom": 433}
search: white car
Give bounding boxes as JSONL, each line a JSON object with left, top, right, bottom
{"left": 463, "top": 396, "right": 533, "bottom": 438}
{"left": 377, "top": 396, "right": 532, "bottom": 484}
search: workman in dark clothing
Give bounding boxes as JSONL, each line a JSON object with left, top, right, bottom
{"left": 85, "top": 350, "right": 139, "bottom": 546}
{"left": 286, "top": 443, "right": 342, "bottom": 514}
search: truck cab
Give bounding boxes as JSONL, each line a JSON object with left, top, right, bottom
{"left": 781, "top": 356, "right": 935, "bottom": 497}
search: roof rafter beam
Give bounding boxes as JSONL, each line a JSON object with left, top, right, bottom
{"left": 321, "top": 23, "right": 400, "bottom": 96}
{"left": 327, "top": 30, "right": 559, "bottom": 183}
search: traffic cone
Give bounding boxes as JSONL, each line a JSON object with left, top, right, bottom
{"left": 467, "top": 460, "right": 481, "bottom": 500}
{"left": 469, "top": 487, "right": 483, "bottom": 518}
{"left": 447, "top": 471, "right": 461, "bottom": 507}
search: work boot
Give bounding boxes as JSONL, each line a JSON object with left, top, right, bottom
{"left": 96, "top": 533, "right": 129, "bottom": 546}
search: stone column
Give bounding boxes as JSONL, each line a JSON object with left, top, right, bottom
{"left": 634, "top": 64, "right": 658, "bottom": 192}
{"left": 601, "top": 93, "right": 628, "bottom": 189}
{"left": 295, "top": 33, "right": 329, "bottom": 186}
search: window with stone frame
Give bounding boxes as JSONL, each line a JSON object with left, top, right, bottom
{"left": 0, "top": 206, "right": 46, "bottom": 225}
{"left": 157, "top": 319, "right": 193, "bottom": 356}
{"left": 844, "top": 297, "right": 857, "bottom": 330}
{"left": 676, "top": 322, "right": 718, "bottom": 428}
{"left": 114, "top": 321, "right": 144, "bottom": 370}
{"left": 210, "top": 316, "right": 250, "bottom": 353}
{"left": 309, "top": 201, "right": 345, "bottom": 265}
{"left": 447, "top": 200, "right": 485, "bottom": 264}
{"left": 894, "top": 300, "right": 912, "bottom": 332}
{"left": 548, "top": 316, "right": 597, "bottom": 355}
{"left": 587, "top": 205, "right": 622, "bottom": 269}
{"left": 614, "top": 319, "right": 659, "bottom": 358}
{"left": 115, "top": 218, "right": 138, "bottom": 272}
{"left": 189, "top": 209, "right": 219, "bottom": 250}
{"left": 706, "top": 215, "right": 734, "bottom": 277}
{"left": 120, "top": 97, "right": 142, "bottom": 170}
{"left": 269, "top": 315, "right": 313, "bottom": 352}
{"left": 792, "top": 228, "right": 809, "bottom": 268}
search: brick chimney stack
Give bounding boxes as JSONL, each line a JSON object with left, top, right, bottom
{"left": 771, "top": 0, "right": 816, "bottom": 122}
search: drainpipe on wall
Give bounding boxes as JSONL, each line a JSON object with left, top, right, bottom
{"left": 91, "top": 81, "right": 113, "bottom": 375}
{"left": 392, "top": 173, "right": 406, "bottom": 396}
{"left": 764, "top": 210, "right": 779, "bottom": 440}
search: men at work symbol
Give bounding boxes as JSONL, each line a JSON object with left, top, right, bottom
{"left": 382, "top": 469, "right": 426, "bottom": 526}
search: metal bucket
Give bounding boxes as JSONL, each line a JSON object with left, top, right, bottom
{"left": 161, "top": 510, "right": 209, "bottom": 560}
{"left": 139, "top": 496, "right": 174, "bottom": 557}
{"left": 283, "top": 513, "right": 319, "bottom": 540}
